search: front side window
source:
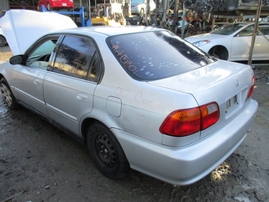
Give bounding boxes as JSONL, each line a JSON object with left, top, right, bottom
{"left": 53, "top": 35, "right": 100, "bottom": 80}
{"left": 107, "top": 30, "right": 215, "bottom": 81}
{"left": 238, "top": 25, "right": 254, "bottom": 37}
{"left": 26, "top": 36, "right": 59, "bottom": 69}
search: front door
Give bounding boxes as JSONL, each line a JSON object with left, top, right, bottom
{"left": 12, "top": 37, "right": 60, "bottom": 117}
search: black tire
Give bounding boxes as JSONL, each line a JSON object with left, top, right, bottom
{"left": 0, "top": 36, "right": 6, "bottom": 47}
{"left": 87, "top": 122, "right": 130, "bottom": 179}
{"left": 0, "top": 78, "right": 19, "bottom": 109}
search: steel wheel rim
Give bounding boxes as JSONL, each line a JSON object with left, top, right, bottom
{"left": 95, "top": 134, "right": 117, "bottom": 168}
{"left": 0, "top": 83, "right": 13, "bottom": 107}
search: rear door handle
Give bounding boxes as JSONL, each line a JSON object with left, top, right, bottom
{"left": 34, "top": 79, "right": 41, "bottom": 86}
{"left": 76, "top": 94, "right": 88, "bottom": 102}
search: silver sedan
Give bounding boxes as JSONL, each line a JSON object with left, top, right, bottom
{"left": 0, "top": 10, "right": 258, "bottom": 185}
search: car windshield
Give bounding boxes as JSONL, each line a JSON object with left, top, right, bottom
{"left": 211, "top": 24, "right": 245, "bottom": 35}
{"left": 107, "top": 30, "right": 216, "bottom": 81}
{"left": 132, "top": 0, "right": 144, "bottom": 4}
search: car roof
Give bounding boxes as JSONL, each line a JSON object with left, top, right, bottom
{"left": 51, "top": 26, "right": 165, "bottom": 37}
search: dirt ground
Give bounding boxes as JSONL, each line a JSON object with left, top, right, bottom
{"left": 0, "top": 45, "right": 269, "bottom": 202}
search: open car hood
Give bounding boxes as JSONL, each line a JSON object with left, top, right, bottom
{"left": 0, "top": 10, "right": 77, "bottom": 55}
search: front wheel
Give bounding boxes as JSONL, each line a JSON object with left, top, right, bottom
{"left": 0, "top": 78, "right": 19, "bottom": 109}
{"left": 209, "top": 46, "right": 228, "bottom": 60}
{"left": 87, "top": 122, "right": 130, "bottom": 179}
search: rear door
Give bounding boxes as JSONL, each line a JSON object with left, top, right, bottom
{"left": 44, "top": 34, "right": 104, "bottom": 135}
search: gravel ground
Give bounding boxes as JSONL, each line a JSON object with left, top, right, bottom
{"left": 0, "top": 45, "right": 269, "bottom": 202}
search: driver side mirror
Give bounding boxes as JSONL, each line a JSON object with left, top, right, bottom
{"left": 9, "top": 55, "right": 24, "bottom": 65}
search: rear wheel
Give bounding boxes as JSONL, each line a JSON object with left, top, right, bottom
{"left": 87, "top": 122, "right": 130, "bottom": 179}
{"left": 0, "top": 78, "right": 19, "bottom": 109}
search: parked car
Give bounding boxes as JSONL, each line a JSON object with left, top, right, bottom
{"left": 37, "top": 0, "right": 74, "bottom": 10}
{"left": 185, "top": 22, "right": 269, "bottom": 61}
{"left": 131, "top": 0, "right": 156, "bottom": 16}
{"left": 0, "top": 10, "right": 258, "bottom": 186}
{"left": 0, "top": 27, "right": 6, "bottom": 47}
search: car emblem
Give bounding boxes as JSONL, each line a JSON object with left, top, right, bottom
{"left": 235, "top": 79, "right": 240, "bottom": 87}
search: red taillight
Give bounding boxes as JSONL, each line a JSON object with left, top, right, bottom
{"left": 247, "top": 76, "right": 255, "bottom": 99}
{"left": 160, "top": 102, "right": 220, "bottom": 137}
{"left": 200, "top": 103, "right": 220, "bottom": 130}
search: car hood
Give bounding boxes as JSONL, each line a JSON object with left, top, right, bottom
{"left": 0, "top": 9, "right": 77, "bottom": 55}
{"left": 148, "top": 60, "right": 253, "bottom": 105}
{"left": 185, "top": 33, "right": 227, "bottom": 43}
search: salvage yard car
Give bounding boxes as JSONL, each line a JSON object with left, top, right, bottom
{"left": 131, "top": 0, "right": 156, "bottom": 16}
{"left": 185, "top": 22, "right": 269, "bottom": 62}
{"left": 37, "top": 0, "right": 74, "bottom": 10}
{"left": 0, "top": 10, "right": 258, "bottom": 185}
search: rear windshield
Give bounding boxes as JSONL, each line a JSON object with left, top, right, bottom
{"left": 107, "top": 30, "right": 216, "bottom": 81}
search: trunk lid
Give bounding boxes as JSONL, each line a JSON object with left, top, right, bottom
{"left": 148, "top": 60, "right": 254, "bottom": 137}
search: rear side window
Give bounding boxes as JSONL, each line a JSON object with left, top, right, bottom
{"left": 53, "top": 35, "right": 102, "bottom": 82}
{"left": 107, "top": 31, "right": 215, "bottom": 81}
{"left": 238, "top": 25, "right": 254, "bottom": 36}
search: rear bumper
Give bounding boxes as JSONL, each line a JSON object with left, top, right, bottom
{"left": 112, "top": 99, "right": 258, "bottom": 185}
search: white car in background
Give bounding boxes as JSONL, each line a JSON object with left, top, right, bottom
{"left": 131, "top": 0, "right": 156, "bottom": 16}
{"left": 0, "top": 10, "right": 258, "bottom": 186}
{"left": 185, "top": 22, "right": 269, "bottom": 62}
{"left": 0, "top": 26, "right": 7, "bottom": 47}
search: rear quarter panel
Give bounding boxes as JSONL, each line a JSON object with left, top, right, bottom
{"left": 87, "top": 38, "right": 199, "bottom": 144}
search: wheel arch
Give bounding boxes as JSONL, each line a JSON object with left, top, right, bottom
{"left": 0, "top": 35, "right": 7, "bottom": 47}
{"left": 0, "top": 74, "right": 4, "bottom": 80}
{"left": 81, "top": 117, "right": 98, "bottom": 143}
{"left": 81, "top": 117, "right": 116, "bottom": 145}
{"left": 0, "top": 34, "right": 6, "bottom": 41}
{"left": 208, "top": 45, "right": 229, "bottom": 60}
